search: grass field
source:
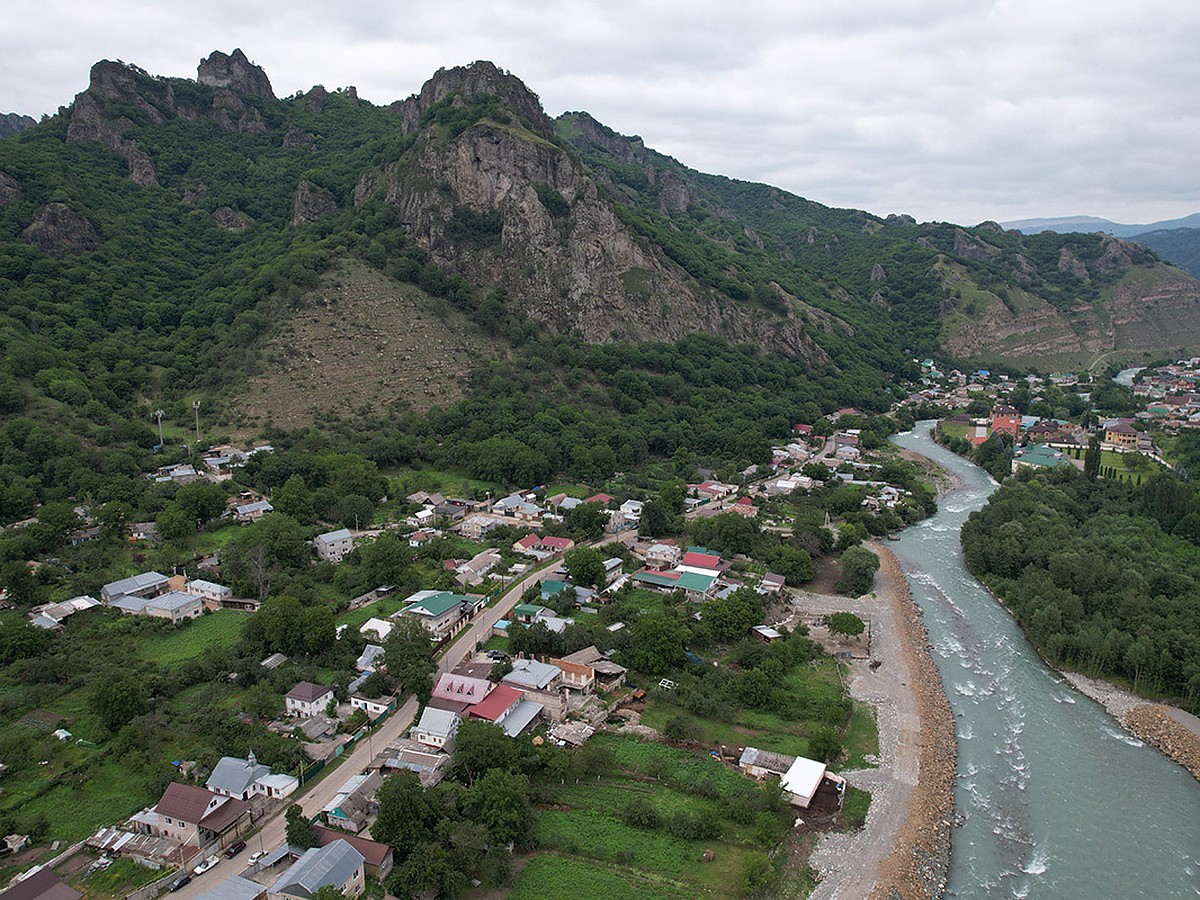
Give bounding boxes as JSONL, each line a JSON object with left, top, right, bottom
{"left": 508, "top": 854, "right": 697, "bottom": 900}
{"left": 841, "top": 701, "right": 880, "bottom": 769}
{"left": 140, "top": 611, "right": 249, "bottom": 665}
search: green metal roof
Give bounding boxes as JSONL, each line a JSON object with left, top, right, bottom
{"left": 513, "top": 603, "right": 547, "bottom": 617}
{"left": 403, "top": 591, "right": 466, "bottom": 617}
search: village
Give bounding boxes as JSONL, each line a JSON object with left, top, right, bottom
{"left": 0, "top": 406, "right": 945, "bottom": 900}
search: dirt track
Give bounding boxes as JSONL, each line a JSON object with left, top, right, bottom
{"left": 803, "top": 543, "right": 954, "bottom": 900}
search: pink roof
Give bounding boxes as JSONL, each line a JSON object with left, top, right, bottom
{"left": 681, "top": 551, "right": 721, "bottom": 569}
{"left": 468, "top": 683, "right": 523, "bottom": 722}
{"left": 516, "top": 534, "right": 539, "bottom": 549}
{"left": 411, "top": 531, "right": 430, "bottom": 541}
{"left": 539, "top": 536, "right": 573, "bottom": 551}
{"left": 584, "top": 493, "right": 613, "bottom": 505}
{"left": 431, "top": 673, "right": 492, "bottom": 706}
{"left": 792, "top": 423, "right": 813, "bottom": 433}
{"left": 734, "top": 496, "right": 754, "bottom": 507}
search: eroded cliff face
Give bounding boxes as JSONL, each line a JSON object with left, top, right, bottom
{"left": 21, "top": 203, "right": 100, "bottom": 256}
{"left": 360, "top": 64, "right": 831, "bottom": 361}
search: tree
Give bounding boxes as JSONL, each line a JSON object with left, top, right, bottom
{"left": 156, "top": 502, "right": 193, "bottom": 542}
{"left": 175, "top": 481, "right": 227, "bottom": 525}
{"left": 452, "top": 719, "right": 517, "bottom": 785}
{"left": 465, "top": 770, "right": 532, "bottom": 847}
{"left": 702, "top": 587, "right": 762, "bottom": 644}
{"left": 373, "top": 771, "right": 441, "bottom": 858}
{"left": 383, "top": 616, "right": 435, "bottom": 700}
{"left": 828, "top": 612, "right": 866, "bottom": 639}
{"left": 640, "top": 499, "right": 672, "bottom": 537}
{"left": 1085, "top": 435, "right": 1102, "bottom": 481}
{"left": 837, "top": 547, "right": 880, "bottom": 596}
{"left": 273, "top": 474, "right": 314, "bottom": 523}
{"left": 770, "top": 545, "right": 814, "bottom": 585}
{"left": 630, "top": 612, "right": 686, "bottom": 675}
{"left": 285, "top": 804, "right": 318, "bottom": 849}
{"left": 91, "top": 672, "right": 148, "bottom": 733}
{"left": 563, "top": 546, "right": 605, "bottom": 588}
{"left": 564, "top": 503, "right": 607, "bottom": 541}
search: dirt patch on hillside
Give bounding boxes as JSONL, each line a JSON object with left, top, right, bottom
{"left": 232, "top": 259, "right": 500, "bottom": 430}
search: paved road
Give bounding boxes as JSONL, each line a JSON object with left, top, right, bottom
{"left": 174, "top": 532, "right": 633, "bottom": 898}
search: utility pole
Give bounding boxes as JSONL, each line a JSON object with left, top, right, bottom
{"left": 193, "top": 400, "right": 201, "bottom": 444}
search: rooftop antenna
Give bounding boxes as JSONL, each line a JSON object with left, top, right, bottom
{"left": 192, "top": 400, "right": 201, "bottom": 443}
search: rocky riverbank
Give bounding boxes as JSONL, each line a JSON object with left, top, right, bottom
{"left": 869, "top": 546, "right": 956, "bottom": 900}
{"left": 1061, "top": 671, "right": 1200, "bottom": 783}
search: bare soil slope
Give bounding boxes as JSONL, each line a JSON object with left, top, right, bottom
{"left": 234, "top": 259, "right": 499, "bottom": 429}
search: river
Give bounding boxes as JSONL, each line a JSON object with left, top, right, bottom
{"left": 889, "top": 423, "right": 1200, "bottom": 898}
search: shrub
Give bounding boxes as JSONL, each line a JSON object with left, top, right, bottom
{"left": 621, "top": 797, "right": 661, "bottom": 830}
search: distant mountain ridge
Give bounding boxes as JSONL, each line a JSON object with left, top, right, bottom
{"left": 0, "top": 113, "right": 36, "bottom": 139}
{"left": 1004, "top": 213, "right": 1200, "bottom": 238}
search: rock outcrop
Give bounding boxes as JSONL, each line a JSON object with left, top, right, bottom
{"left": 0, "top": 171, "right": 20, "bottom": 206}
{"left": 0, "top": 113, "right": 36, "bottom": 139}
{"left": 291, "top": 180, "right": 338, "bottom": 225}
{"left": 212, "top": 207, "right": 253, "bottom": 230}
{"left": 22, "top": 203, "right": 100, "bottom": 255}
{"left": 197, "top": 49, "right": 274, "bottom": 98}
{"left": 363, "top": 63, "right": 831, "bottom": 361}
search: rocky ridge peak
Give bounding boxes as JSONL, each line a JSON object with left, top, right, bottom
{"left": 394, "top": 61, "right": 552, "bottom": 139}
{"left": 0, "top": 113, "right": 36, "bottom": 139}
{"left": 197, "top": 49, "right": 275, "bottom": 98}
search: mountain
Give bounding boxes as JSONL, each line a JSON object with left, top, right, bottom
{"left": 1129, "top": 228, "right": 1200, "bottom": 280}
{"left": 2, "top": 51, "right": 1200, "bottom": 447}
{"left": 0, "top": 113, "right": 36, "bottom": 138}
{"left": 1003, "top": 213, "right": 1200, "bottom": 238}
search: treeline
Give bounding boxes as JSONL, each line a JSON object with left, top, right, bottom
{"left": 962, "top": 469, "right": 1200, "bottom": 707}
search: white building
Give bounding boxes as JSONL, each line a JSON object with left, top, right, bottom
{"left": 315, "top": 528, "right": 355, "bottom": 563}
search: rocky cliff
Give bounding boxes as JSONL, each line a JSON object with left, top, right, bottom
{"left": 358, "top": 63, "right": 833, "bottom": 361}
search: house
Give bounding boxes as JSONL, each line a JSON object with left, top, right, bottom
{"left": 730, "top": 496, "right": 758, "bottom": 518}
{"left": 759, "top": 572, "right": 786, "bottom": 595}
{"left": 753, "top": 624, "right": 783, "bottom": 643}
{"left": 350, "top": 692, "right": 394, "bottom": 719}
{"left": 28, "top": 595, "right": 100, "bottom": 630}
{"left": 0, "top": 868, "right": 81, "bottom": 900}
{"left": 312, "top": 826, "right": 393, "bottom": 882}
{"left": 186, "top": 579, "right": 232, "bottom": 609}
{"left": 679, "top": 547, "right": 722, "bottom": 576}
{"left": 561, "top": 645, "right": 627, "bottom": 690}
{"left": 315, "top": 529, "right": 354, "bottom": 564}
{"left": 359, "top": 618, "right": 393, "bottom": 642}
{"left": 429, "top": 673, "right": 492, "bottom": 714}
{"left": 394, "top": 590, "right": 482, "bottom": 642}
{"left": 456, "top": 550, "right": 500, "bottom": 586}
{"left": 538, "top": 535, "right": 575, "bottom": 554}
{"left": 511, "top": 603, "right": 548, "bottom": 624}
{"left": 619, "top": 499, "right": 644, "bottom": 521}
{"left": 138, "top": 782, "right": 248, "bottom": 848}
{"left": 408, "top": 530, "right": 432, "bottom": 548}
{"left": 110, "top": 590, "right": 203, "bottom": 624}
{"left": 780, "top": 755, "right": 835, "bottom": 808}
{"left": 584, "top": 493, "right": 613, "bottom": 506}
{"left": 355, "top": 644, "right": 386, "bottom": 672}
{"left": 458, "top": 514, "right": 507, "bottom": 540}
{"left": 268, "top": 839, "right": 365, "bottom": 899}
{"left": 206, "top": 752, "right": 270, "bottom": 800}
{"left": 644, "top": 543, "right": 680, "bottom": 570}
{"left": 549, "top": 656, "right": 595, "bottom": 693}
{"left": 513, "top": 534, "right": 540, "bottom": 554}
{"left": 285, "top": 682, "right": 335, "bottom": 718}
{"left": 990, "top": 405, "right": 1021, "bottom": 438}
{"left": 1105, "top": 422, "right": 1140, "bottom": 447}
{"left": 739, "top": 746, "right": 796, "bottom": 780}
{"left": 412, "top": 706, "right": 460, "bottom": 750}
{"left": 234, "top": 500, "right": 273, "bottom": 524}
{"left": 540, "top": 580, "right": 568, "bottom": 602}
{"left": 502, "top": 658, "right": 562, "bottom": 692}
{"left": 1011, "top": 445, "right": 1075, "bottom": 473}
{"left": 602, "top": 558, "right": 623, "bottom": 584}
{"left": 633, "top": 569, "right": 716, "bottom": 601}
{"left": 467, "top": 683, "right": 543, "bottom": 736}
{"left": 100, "top": 571, "right": 170, "bottom": 603}
{"left": 321, "top": 773, "right": 382, "bottom": 834}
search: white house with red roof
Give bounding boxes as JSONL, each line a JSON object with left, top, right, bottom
{"left": 678, "top": 547, "right": 723, "bottom": 577}
{"left": 467, "top": 683, "right": 543, "bottom": 736}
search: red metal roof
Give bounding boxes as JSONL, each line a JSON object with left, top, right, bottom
{"left": 516, "top": 534, "right": 539, "bottom": 549}
{"left": 681, "top": 551, "right": 721, "bottom": 569}
{"left": 467, "top": 683, "right": 523, "bottom": 722}
{"left": 539, "top": 536, "right": 573, "bottom": 550}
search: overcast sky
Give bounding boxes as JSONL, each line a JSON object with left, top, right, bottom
{"left": 2, "top": 0, "right": 1197, "bottom": 226}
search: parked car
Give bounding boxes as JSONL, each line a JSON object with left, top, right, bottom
{"left": 247, "top": 850, "right": 266, "bottom": 865}
{"left": 486, "top": 650, "right": 509, "bottom": 660}
{"left": 225, "top": 841, "right": 247, "bottom": 858}
{"left": 167, "top": 874, "right": 191, "bottom": 892}
{"left": 192, "top": 855, "right": 220, "bottom": 876}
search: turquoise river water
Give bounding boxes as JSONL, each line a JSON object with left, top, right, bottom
{"left": 889, "top": 423, "right": 1200, "bottom": 898}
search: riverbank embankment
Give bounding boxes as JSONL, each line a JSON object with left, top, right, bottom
{"left": 868, "top": 545, "right": 956, "bottom": 900}
{"left": 804, "top": 542, "right": 955, "bottom": 900}
{"left": 1061, "top": 672, "right": 1200, "bottom": 782}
